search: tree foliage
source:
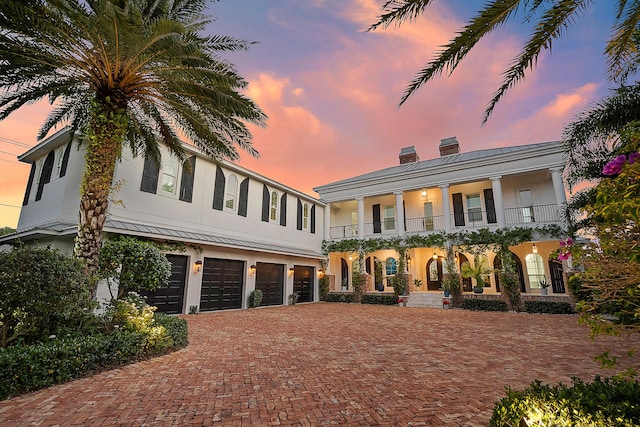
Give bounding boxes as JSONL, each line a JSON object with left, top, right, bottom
{"left": 369, "top": 1, "right": 640, "bottom": 122}
{"left": 0, "top": 246, "right": 93, "bottom": 348}
{"left": 0, "top": 0, "right": 266, "bottom": 274}
{"left": 98, "top": 236, "right": 171, "bottom": 300}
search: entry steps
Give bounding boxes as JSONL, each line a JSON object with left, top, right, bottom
{"left": 405, "top": 292, "right": 449, "bottom": 309}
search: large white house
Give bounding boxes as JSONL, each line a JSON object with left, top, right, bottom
{"left": 2, "top": 130, "right": 570, "bottom": 312}
{"left": 313, "top": 137, "right": 569, "bottom": 305}
{"left": 3, "top": 128, "right": 325, "bottom": 313}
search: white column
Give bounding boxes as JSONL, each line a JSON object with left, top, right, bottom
{"left": 550, "top": 167, "right": 567, "bottom": 207}
{"left": 324, "top": 202, "right": 331, "bottom": 240}
{"left": 357, "top": 197, "right": 365, "bottom": 238}
{"left": 395, "top": 191, "right": 405, "bottom": 235}
{"left": 440, "top": 184, "right": 451, "bottom": 232}
{"left": 490, "top": 176, "right": 505, "bottom": 226}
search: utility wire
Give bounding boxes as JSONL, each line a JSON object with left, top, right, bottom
{"left": 0, "top": 203, "right": 21, "bottom": 209}
{"left": 0, "top": 136, "right": 31, "bottom": 148}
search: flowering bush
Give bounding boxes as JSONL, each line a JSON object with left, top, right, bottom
{"left": 602, "top": 152, "right": 640, "bottom": 175}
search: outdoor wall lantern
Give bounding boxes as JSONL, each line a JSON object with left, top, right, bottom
{"left": 289, "top": 267, "right": 295, "bottom": 275}
{"left": 532, "top": 243, "right": 538, "bottom": 254}
{"left": 432, "top": 252, "right": 438, "bottom": 260}
{"left": 406, "top": 253, "right": 412, "bottom": 268}
{"left": 421, "top": 190, "right": 427, "bottom": 197}
{"left": 249, "top": 264, "right": 256, "bottom": 275}
{"left": 318, "top": 269, "right": 325, "bottom": 277}
{"left": 193, "top": 260, "right": 203, "bottom": 273}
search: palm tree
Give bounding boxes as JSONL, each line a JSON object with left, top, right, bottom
{"left": 0, "top": 0, "right": 266, "bottom": 277}
{"left": 369, "top": 0, "right": 640, "bottom": 122}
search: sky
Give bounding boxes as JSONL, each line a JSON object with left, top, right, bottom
{"left": 0, "top": 0, "right": 618, "bottom": 228}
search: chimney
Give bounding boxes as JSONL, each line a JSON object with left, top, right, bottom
{"left": 439, "top": 136, "right": 460, "bottom": 156}
{"left": 399, "top": 146, "right": 419, "bottom": 164}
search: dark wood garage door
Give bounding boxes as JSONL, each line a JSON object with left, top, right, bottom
{"left": 255, "top": 262, "right": 284, "bottom": 306}
{"left": 200, "top": 258, "right": 244, "bottom": 311}
{"left": 293, "top": 266, "right": 314, "bottom": 303}
{"left": 140, "top": 254, "right": 187, "bottom": 314}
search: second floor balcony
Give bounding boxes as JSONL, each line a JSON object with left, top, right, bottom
{"left": 329, "top": 203, "right": 561, "bottom": 239}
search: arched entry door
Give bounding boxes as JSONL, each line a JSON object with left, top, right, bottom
{"left": 549, "top": 259, "right": 565, "bottom": 293}
{"left": 426, "top": 257, "right": 443, "bottom": 290}
{"left": 493, "top": 252, "right": 526, "bottom": 293}
{"left": 366, "top": 256, "right": 384, "bottom": 291}
{"left": 458, "top": 254, "right": 472, "bottom": 292}
{"left": 340, "top": 258, "right": 349, "bottom": 290}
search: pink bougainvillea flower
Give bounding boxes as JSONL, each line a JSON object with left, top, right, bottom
{"left": 602, "top": 155, "right": 627, "bottom": 175}
{"left": 629, "top": 152, "right": 640, "bottom": 164}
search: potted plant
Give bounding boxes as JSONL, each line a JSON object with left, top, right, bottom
{"left": 413, "top": 278, "right": 422, "bottom": 289}
{"left": 461, "top": 261, "right": 491, "bottom": 294}
{"left": 538, "top": 277, "right": 551, "bottom": 296}
{"left": 441, "top": 281, "right": 451, "bottom": 297}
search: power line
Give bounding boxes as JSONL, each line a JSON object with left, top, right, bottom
{"left": 0, "top": 149, "right": 20, "bottom": 157}
{"left": 0, "top": 203, "right": 21, "bottom": 209}
{"left": 0, "top": 136, "right": 31, "bottom": 148}
{"left": 0, "top": 158, "right": 22, "bottom": 164}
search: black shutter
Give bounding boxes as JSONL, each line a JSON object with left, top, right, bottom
{"left": 22, "top": 162, "right": 36, "bottom": 206}
{"left": 452, "top": 193, "right": 465, "bottom": 226}
{"left": 238, "top": 178, "right": 249, "bottom": 217}
{"left": 35, "top": 151, "right": 54, "bottom": 201}
{"left": 517, "top": 257, "right": 526, "bottom": 292}
{"left": 280, "top": 193, "right": 287, "bottom": 226}
{"left": 59, "top": 142, "right": 72, "bottom": 178}
{"left": 261, "top": 185, "right": 269, "bottom": 222}
{"left": 296, "top": 199, "right": 303, "bottom": 230}
{"left": 179, "top": 156, "right": 196, "bottom": 202}
{"left": 212, "top": 166, "right": 225, "bottom": 210}
{"left": 484, "top": 188, "right": 497, "bottom": 224}
{"left": 140, "top": 156, "right": 159, "bottom": 193}
{"left": 373, "top": 204, "right": 381, "bottom": 234}
{"left": 310, "top": 205, "right": 316, "bottom": 234}
{"left": 549, "top": 260, "right": 565, "bottom": 293}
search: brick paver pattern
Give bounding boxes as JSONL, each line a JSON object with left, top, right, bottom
{"left": 1, "top": 303, "right": 639, "bottom": 426}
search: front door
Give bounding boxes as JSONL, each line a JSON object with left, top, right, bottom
{"left": 426, "top": 257, "right": 442, "bottom": 290}
{"left": 549, "top": 259, "right": 565, "bottom": 293}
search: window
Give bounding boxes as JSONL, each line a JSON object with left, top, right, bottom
{"left": 383, "top": 205, "right": 395, "bottom": 230}
{"left": 55, "top": 146, "right": 66, "bottom": 178}
{"left": 160, "top": 156, "right": 179, "bottom": 194}
{"left": 428, "top": 260, "right": 439, "bottom": 282}
{"left": 466, "top": 193, "right": 482, "bottom": 222}
{"left": 270, "top": 191, "right": 279, "bottom": 221}
{"left": 525, "top": 253, "right": 545, "bottom": 288}
{"left": 350, "top": 211, "right": 358, "bottom": 236}
{"left": 225, "top": 174, "right": 238, "bottom": 211}
{"left": 303, "top": 203, "right": 309, "bottom": 230}
{"left": 519, "top": 190, "right": 535, "bottom": 222}
{"left": 385, "top": 257, "right": 397, "bottom": 276}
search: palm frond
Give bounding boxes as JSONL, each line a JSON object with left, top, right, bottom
{"left": 368, "top": 0, "right": 433, "bottom": 32}
{"left": 606, "top": 2, "right": 640, "bottom": 82}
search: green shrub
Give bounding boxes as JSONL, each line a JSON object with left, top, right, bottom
{"left": 460, "top": 298, "right": 507, "bottom": 312}
{"left": 0, "top": 245, "right": 95, "bottom": 348}
{"left": 319, "top": 276, "right": 330, "bottom": 301}
{"left": 389, "top": 274, "right": 406, "bottom": 297}
{"left": 248, "top": 289, "right": 263, "bottom": 308}
{"left": 0, "top": 313, "right": 188, "bottom": 400}
{"left": 98, "top": 237, "right": 171, "bottom": 299}
{"left": 361, "top": 293, "right": 397, "bottom": 305}
{"left": 490, "top": 376, "right": 640, "bottom": 426}
{"left": 524, "top": 300, "right": 575, "bottom": 314}
{"left": 324, "top": 293, "right": 354, "bottom": 303}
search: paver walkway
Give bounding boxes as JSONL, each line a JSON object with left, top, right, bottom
{"left": 1, "top": 303, "right": 639, "bottom": 426}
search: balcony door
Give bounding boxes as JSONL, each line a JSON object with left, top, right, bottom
{"left": 519, "top": 189, "right": 535, "bottom": 223}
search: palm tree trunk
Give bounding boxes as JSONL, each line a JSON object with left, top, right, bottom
{"left": 74, "top": 102, "right": 127, "bottom": 290}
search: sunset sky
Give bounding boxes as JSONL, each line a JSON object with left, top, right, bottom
{"left": 0, "top": 0, "right": 617, "bottom": 228}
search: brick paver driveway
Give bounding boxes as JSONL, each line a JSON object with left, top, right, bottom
{"left": 2, "top": 303, "right": 639, "bottom": 426}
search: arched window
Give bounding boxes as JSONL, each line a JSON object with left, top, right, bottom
{"left": 225, "top": 174, "right": 238, "bottom": 210}
{"left": 525, "top": 253, "right": 545, "bottom": 288}
{"left": 385, "top": 257, "right": 397, "bottom": 276}
{"left": 303, "top": 203, "right": 309, "bottom": 230}
{"left": 270, "top": 191, "right": 279, "bottom": 221}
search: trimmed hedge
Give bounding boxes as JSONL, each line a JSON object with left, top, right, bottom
{"left": 0, "top": 314, "right": 188, "bottom": 400}
{"left": 490, "top": 376, "right": 640, "bottom": 426}
{"left": 361, "top": 293, "right": 398, "bottom": 305}
{"left": 460, "top": 298, "right": 508, "bottom": 312}
{"left": 524, "top": 300, "right": 575, "bottom": 314}
{"left": 324, "top": 293, "right": 354, "bottom": 303}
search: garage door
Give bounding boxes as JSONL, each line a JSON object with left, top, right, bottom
{"left": 255, "top": 262, "right": 284, "bottom": 306}
{"left": 200, "top": 258, "right": 244, "bottom": 311}
{"left": 140, "top": 254, "right": 187, "bottom": 314}
{"left": 293, "top": 266, "right": 314, "bottom": 303}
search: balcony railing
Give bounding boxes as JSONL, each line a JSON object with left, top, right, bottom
{"left": 328, "top": 204, "right": 560, "bottom": 239}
